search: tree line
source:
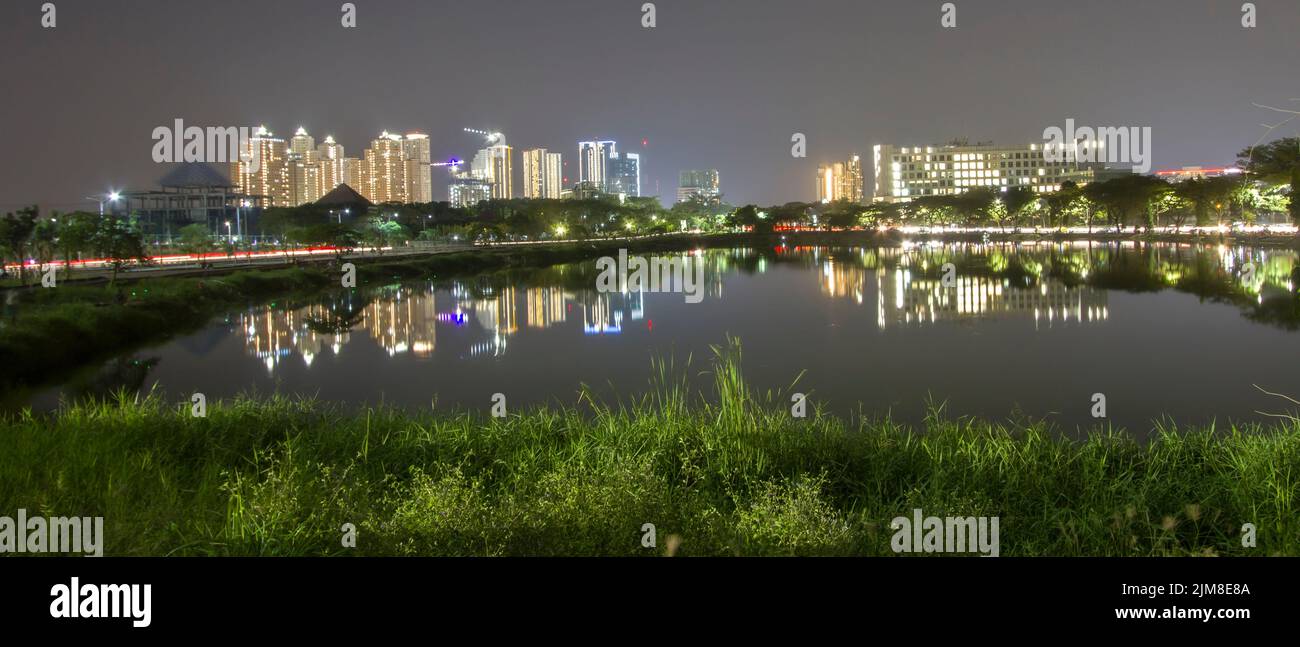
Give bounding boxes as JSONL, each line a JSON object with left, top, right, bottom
{"left": 2, "top": 138, "right": 1296, "bottom": 283}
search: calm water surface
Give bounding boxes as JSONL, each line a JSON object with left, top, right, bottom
{"left": 20, "top": 241, "right": 1300, "bottom": 434}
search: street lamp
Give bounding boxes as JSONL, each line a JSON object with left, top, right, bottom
{"left": 86, "top": 191, "right": 121, "bottom": 216}
{"left": 236, "top": 199, "right": 249, "bottom": 243}
{"left": 225, "top": 220, "right": 232, "bottom": 244}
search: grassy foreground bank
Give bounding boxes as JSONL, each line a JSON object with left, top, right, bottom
{"left": 2, "top": 346, "right": 1297, "bottom": 557}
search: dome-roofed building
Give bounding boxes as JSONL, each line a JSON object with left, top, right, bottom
{"left": 110, "top": 162, "right": 263, "bottom": 240}
{"left": 158, "top": 162, "right": 238, "bottom": 189}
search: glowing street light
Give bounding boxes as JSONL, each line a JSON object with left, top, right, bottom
{"left": 86, "top": 191, "right": 122, "bottom": 216}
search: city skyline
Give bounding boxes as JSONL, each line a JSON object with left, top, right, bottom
{"left": 198, "top": 124, "right": 656, "bottom": 206}
{"left": 1, "top": 0, "right": 1296, "bottom": 211}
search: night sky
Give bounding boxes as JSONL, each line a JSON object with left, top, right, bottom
{"left": 1, "top": 0, "right": 1296, "bottom": 211}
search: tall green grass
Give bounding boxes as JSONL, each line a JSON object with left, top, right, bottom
{"left": 1, "top": 341, "right": 1297, "bottom": 556}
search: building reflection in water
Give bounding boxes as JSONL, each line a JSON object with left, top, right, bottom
{"left": 365, "top": 286, "right": 437, "bottom": 357}
{"left": 813, "top": 248, "right": 1108, "bottom": 329}
{"left": 238, "top": 286, "right": 439, "bottom": 372}
{"left": 238, "top": 302, "right": 351, "bottom": 373}
{"left": 874, "top": 271, "right": 1108, "bottom": 329}
{"left": 527, "top": 287, "right": 568, "bottom": 329}
{"left": 234, "top": 246, "right": 1153, "bottom": 373}
{"left": 821, "top": 259, "right": 866, "bottom": 304}
{"left": 234, "top": 251, "right": 732, "bottom": 369}
{"left": 469, "top": 284, "right": 515, "bottom": 357}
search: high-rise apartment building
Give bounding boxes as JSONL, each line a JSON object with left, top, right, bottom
{"left": 402, "top": 133, "right": 432, "bottom": 203}
{"left": 817, "top": 154, "right": 864, "bottom": 204}
{"left": 872, "top": 141, "right": 1096, "bottom": 203}
{"left": 361, "top": 131, "right": 409, "bottom": 203}
{"left": 314, "top": 134, "right": 351, "bottom": 196}
{"left": 449, "top": 172, "right": 493, "bottom": 207}
{"left": 545, "top": 152, "right": 562, "bottom": 198}
{"left": 319, "top": 157, "right": 344, "bottom": 194}
{"left": 317, "top": 135, "right": 345, "bottom": 161}
{"left": 287, "top": 127, "right": 323, "bottom": 205}
{"left": 578, "top": 141, "right": 615, "bottom": 189}
{"left": 523, "top": 148, "right": 563, "bottom": 199}
{"left": 322, "top": 155, "right": 364, "bottom": 193}
{"left": 607, "top": 152, "right": 640, "bottom": 198}
{"left": 230, "top": 125, "right": 292, "bottom": 207}
{"left": 677, "top": 169, "right": 721, "bottom": 203}
{"left": 523, "top": 148, "right": 544, "bottom": 199}
{"left": 290, "top": 155, "right": 322, "bottom": 205}
{"left": 473, "top": 144, "right": 513, "bottom": 199}
{"left": 290, "top": 127, "right": 315, "bottom": 158}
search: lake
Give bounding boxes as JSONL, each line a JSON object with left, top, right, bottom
{"left": 19, "top": 240, "right": 1300, "bottom": 434}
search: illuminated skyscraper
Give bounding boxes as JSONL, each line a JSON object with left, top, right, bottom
{"left": 677, "top": 169, "right": 720, "bottom": 203}
{"left": 230, "top": 125, "right": 292, "bottom": 207}
{"left": 578, "top": 141, "right": 615, "bottom": 188}
{"left": 290, "top": 127, "right": 315, "bottom": 158}
{"left": 314, "top": 135, "right": 349, "bottom": 195}
{"left": 317, "top": 135, "right": 345, "bottom": 161}
{"left": 523, "top": 148, "right": 563, "bottom": 199}
{"left": 287, "top": 127, "right": 322, "bottom": 205}
{"left": 449, "top": 172, "right": 493, "bottom": 207}
{"left": 341, "top": 157, "right": 362, "bottom": 190}
{"left": 545, "top": 152, "right": 562, "bottom": 198}
{"left": 319, "top": 157, "right": 343, "bottom": 194}
{"left": 817, "top": 155, "right": 863, "bottom": 204}
{"left": 290, "top": 155, "right": 322, "bottom": 205}
{"left": 522, "top": 148, "right": 543, "bottom": 198}
{"left": 607, "top": 152, "right": 640, "bottom": 198}
{"left": 361, "top": 131, "right": 409, "bottom": 203}
{"left": 473, "top": 144, "right": 513, "bottom": 199}
{"left": 402, "top": 133, "right": 432, "bottom": 203}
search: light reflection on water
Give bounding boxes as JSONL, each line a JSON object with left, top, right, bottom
{"left": 23, "top": 241, "right": 1300, "bottom": 434}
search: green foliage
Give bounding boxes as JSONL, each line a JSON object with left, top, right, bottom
{"left": 1002, "top": 185, "right": 1038, "bottom": 227}
{"left": 177, "top": 223, "right": 214, "bottom": 256}
{"left": 1084, "top": 174, "right": 1171, "bottom": 231}
{"left": 0, "top": 206, "right": 38, "bottom": 284}
{"left": 56, "top": 211, "right": 99, "bottom": 271}
{"left": 1240, "top": 137, "right": 1300, "bottom": 227}
{"left": 90, "top": 216, "right": 149, "bottom": 285}
{"left": 2, "top": 347, "right": 1297, "bottom": 557}
{"left": 820, "top": 200, "right": 861, "bottom": 229}
{"left": 363, "top": 217, "right": 411, "bottom": 250}
{"left": 31, "top": 218, "right": 58, "bottom": 266}
{"left": 729, "top": 204, "right": 762, "bottom": 229}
